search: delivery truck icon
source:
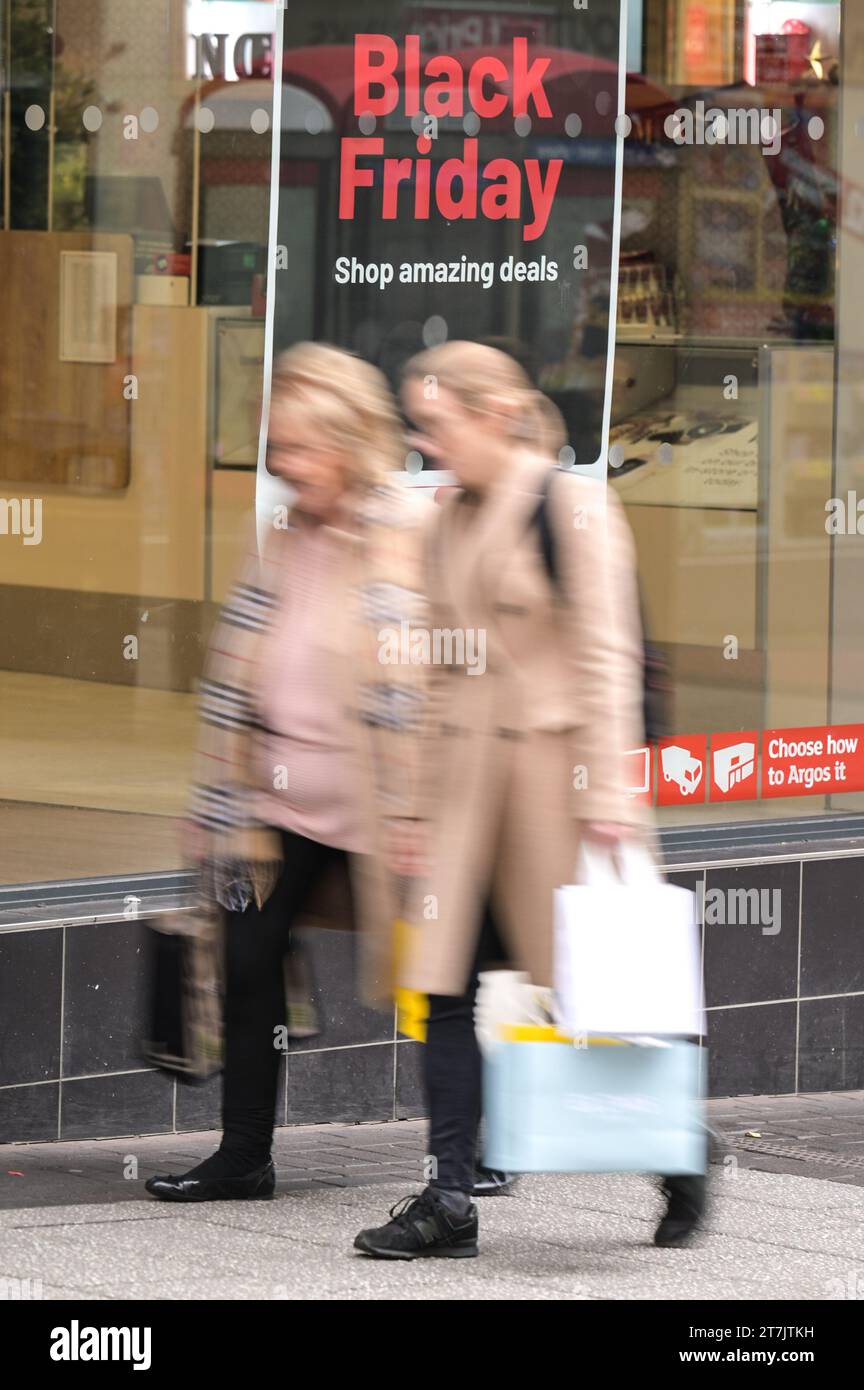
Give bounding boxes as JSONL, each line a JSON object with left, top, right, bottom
{"left": 712, "top": 741, "right": 756, "bottom": 794}
{"left": 660, "top": 744, "right": 703, "bottom": 796}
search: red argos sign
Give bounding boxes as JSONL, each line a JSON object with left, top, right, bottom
{"left": 627, "top": 725, "right": 864, "bottom": 807}
{"left": 761, "top": 725, "right": 864, "bottom": 798}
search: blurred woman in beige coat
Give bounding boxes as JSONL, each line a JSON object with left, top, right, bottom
{"left": 354, "top": 341, "right": 705, "bottom": 1261}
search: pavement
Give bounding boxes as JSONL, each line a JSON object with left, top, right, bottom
{"left": 1, "top": 1091, "right": 863, "bottom": 1301}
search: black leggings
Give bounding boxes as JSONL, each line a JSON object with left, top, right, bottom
{"left": 223, "top": 836, "right": 496, "bottom": 1189}
{"left": 220, "top": 829, "right": 349, "bottom": 1166}
{"left": 424, "top": 907, "right": 506, "bottom": 1195}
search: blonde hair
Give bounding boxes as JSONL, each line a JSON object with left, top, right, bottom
{"left": 403, "top": 340, "right": 566, "bottom": 458}
{"left": 270, "top": 342, "right": 403, "bottom": 482}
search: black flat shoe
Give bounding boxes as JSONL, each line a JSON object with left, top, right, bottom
{"left": 144, "top": 1158, "right": 275, "bottom": 1203}
{"left": 654, "top": 1174, "right": 706, "bottom": 1247}
{"left": 472, "top": 1164, "right": 516, "bottom": 1196}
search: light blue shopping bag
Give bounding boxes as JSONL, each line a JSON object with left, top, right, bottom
{"left": 483, "top": 1027, "right": 706, "bottom": 1175}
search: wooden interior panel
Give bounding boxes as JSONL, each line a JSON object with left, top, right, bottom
{"left": 0, "top": 230, "right": 133, "bottom": 489}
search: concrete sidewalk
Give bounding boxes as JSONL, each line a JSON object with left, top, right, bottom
{"left": 2, "top": 1092, "right": 863, "bottom": 1301}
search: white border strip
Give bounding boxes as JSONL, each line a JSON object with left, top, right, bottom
{"left": 255, "top": 0, "right": 288, "bottom": 550}
{"left": 594, "top": 0, "right": 629, "bottom": 479}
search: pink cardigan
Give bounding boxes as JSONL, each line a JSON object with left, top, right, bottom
{"left": 253, "top": 516, "right": 371, "bottom": 854}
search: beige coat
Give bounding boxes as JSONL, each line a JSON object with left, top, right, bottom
{"left": 401, "top": 451, "right": 651, "bottom": 997}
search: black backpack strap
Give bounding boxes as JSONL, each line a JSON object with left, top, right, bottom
{"left": 529, "top": 465, "right": 671, "bottom": 742}
{"left": 529, "top": 467, "right": 561, "bottom": 591}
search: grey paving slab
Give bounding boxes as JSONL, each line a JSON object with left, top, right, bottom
{"left": 2, "top": 1098, "right": 864, "bottom": 1300}
{"left": 1, "top": 1164, "right": 861, "bottom": 1302}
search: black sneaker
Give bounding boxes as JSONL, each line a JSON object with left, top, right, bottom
{"left": 654, "top": 1174, "right": 706, "bottom": 1247}
{"left": 354, "top": 1188, "right": 479, "bottom": 1260}
{"left": 472, "top": 1164, "right": 516, "bottom": 1196}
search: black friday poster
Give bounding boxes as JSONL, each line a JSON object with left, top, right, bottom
{"left": 257, "top": 0, "right": 627, "bottom": 501}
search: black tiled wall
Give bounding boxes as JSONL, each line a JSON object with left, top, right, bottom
{"left": 2, "top": 853, "right": 863, "bottom": 1143}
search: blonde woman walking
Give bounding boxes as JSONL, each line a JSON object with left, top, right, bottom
{"left": 354, "top": 341, "right": 705, "bottom": 1259}
{"left": 146, "top": 343, "right": 427, "bottom": 1201}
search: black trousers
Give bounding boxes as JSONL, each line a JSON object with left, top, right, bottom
{"left": 424, "top": 907, "right": 505, "bottom": 1195}
{"left": 221, "top": 829, "right": 349, "bottom": 1164}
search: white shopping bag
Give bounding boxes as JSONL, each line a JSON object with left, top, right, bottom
{"left": 554, "top": 843, "right": 703, "bottom": 1039}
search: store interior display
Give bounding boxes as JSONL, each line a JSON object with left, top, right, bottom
{"left": 609, "top": 406, "right": 758, "bottom": 510}
{"left": 0, "top": 0, "right": 850, "bottom": 868}
{"left": 617, "top": 251, "right": 679, "bottom": 337}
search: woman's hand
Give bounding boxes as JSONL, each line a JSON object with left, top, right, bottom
{"left": 581, "top": 821, "right": 633, "bottom": 848}
{"left": 385, "top": 818, "right": 429, "bottom": 877}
